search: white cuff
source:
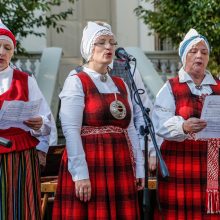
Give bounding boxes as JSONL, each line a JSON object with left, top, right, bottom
{"left": 68, "top": 155, "right": 89, "bottom": 181}
{"left": 136, "top": 163, "right": 145, "bottom": 178}
{"left": 135, "top": 148, "right": 145, "bottom": 178}
{"left": 36, "top": 136, "right": 49, "bottom": 153}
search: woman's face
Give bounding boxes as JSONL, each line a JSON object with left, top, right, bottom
{"left": 0, "top": 39, "right": 14, "bottom": 71}
{"left": 184, "top": 41, "right": 209, "bottom": 76}
{"left": 90, "top": 35, "right": 116, "bottom": 66}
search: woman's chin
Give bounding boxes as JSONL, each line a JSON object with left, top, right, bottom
{"left": 193, "top": 65, "right": 205, "bottom": 74}
{"left": 103, "top": 59, "right": 113, "bottom": 66}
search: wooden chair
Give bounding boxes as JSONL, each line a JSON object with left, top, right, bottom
{"left": 40, "top": 144, "right": 65, "bottom": 219}
{"left": 41, "top": 176, "right": 58, "bottom": 219}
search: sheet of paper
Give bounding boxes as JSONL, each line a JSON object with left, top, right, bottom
{"left": 0, "top": 99, "right": 42, "bottom": 130}
{"left": 197, "top": 95, "right": 220, "bottom": 139}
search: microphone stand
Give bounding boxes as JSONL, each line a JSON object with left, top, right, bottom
{"left": 124, "top": 58, "right": 169, "bottom": 219}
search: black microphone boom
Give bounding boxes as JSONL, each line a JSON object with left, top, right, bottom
{"left": 115, "top": 47, "right": 136, "bottom": 61}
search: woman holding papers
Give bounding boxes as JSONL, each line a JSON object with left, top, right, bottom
{"left": 0, "top": 20, "right": 52, "bottom": 219}
{"left": 152, "top": 29, "right": 220, "bottom": 219}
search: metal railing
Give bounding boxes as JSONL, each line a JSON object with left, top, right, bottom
{"left": 12, "top": 52, "right": 41, "bottom": 76}
{"left": 145, "top": 51, "right": 181, "bottom": 81}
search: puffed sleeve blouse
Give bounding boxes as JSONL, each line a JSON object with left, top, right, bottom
{"left": 150, "top": 67, "right": 217, "bottom": 156}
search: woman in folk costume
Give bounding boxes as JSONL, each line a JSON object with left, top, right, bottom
{"left": 0, "top": 19, "right": 52, "bottom": 219}
{"left": 52, "top": 21, "right": 145, "bottom": 219}
{"left": 152, "top": 28, "right": 220, "bottom": 219}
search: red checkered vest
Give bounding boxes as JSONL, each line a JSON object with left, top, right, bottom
{"left": 77, "top": 72, "right": 131, "bottom": 128}
{"left": 169, "top": 76, "right": 220, "bottom": 119}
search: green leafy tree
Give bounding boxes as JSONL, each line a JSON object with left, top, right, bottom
{"left": 135, "top": 0, "right": 220, "bottom": 75}
{"left": 0, "top": 0, "right": 75, "bottom": 54}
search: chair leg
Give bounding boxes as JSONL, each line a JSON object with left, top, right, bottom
{"left": 41, "top": 193, "right": 49, "bottom": 219}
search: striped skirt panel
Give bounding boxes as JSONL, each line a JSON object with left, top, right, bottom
{"left": 0, "top": 148, "right": 41, "bottom": 220}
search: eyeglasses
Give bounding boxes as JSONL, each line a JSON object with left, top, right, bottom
{"left": 94, "top": 41, "right": 118, "bottom": 48}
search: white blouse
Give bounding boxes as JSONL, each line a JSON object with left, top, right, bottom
{"left": 150, "top": 67, "right": 217, "bottom": 156}
{"left": 0, "top": 66, "right": 52, "bottom": 151}
{"left": 59, "top": 67, "right": 145, "bottom": 181}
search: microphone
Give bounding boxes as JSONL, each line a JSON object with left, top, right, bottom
{"left": 0, "top": 137, "right": 12, "bottom": 148}
{"left": 115, "top": 47, "right": 136, "bottom": 61}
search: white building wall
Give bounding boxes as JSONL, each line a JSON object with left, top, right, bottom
{"left": 139, "top": 1, "right": 154, "bottom": 51}
{"left": 113, "top": 0, "right": 154, "bottom": 51}
{"left": 113, "top": 0, "right": 139, "bottom": 47}
{"left": 21, "top": 0, "right": 154, "bottom": 53}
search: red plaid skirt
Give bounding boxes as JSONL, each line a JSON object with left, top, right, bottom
{"left": 154, "top": 140, "right": 220, "bottom": 220}
{"left": 52, "top": 126, "right": 140, "bottom": 220}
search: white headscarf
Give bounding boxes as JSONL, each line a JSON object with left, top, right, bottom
{"left": 178, "top": 28, "right": 210, "bottom": 67}
{"left": 80, "top": 21, "right": 114, "bottom": 62}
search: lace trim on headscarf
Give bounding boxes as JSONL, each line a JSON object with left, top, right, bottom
{"left": 87, "top": 29, "right": 114, "bottom": 61}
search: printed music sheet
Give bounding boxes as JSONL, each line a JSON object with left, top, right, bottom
{"left": 0, "top": 99, "right": 42, "bottom": 130}
{"left": 197, "top": 95, "right": 220, "bottom": 139}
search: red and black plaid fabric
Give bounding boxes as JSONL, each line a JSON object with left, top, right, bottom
{"left": 53, "top": 72, "right": 140, "bottom": 219}
{"left": 154, "top": 77, "right": 220, "bottom": 220}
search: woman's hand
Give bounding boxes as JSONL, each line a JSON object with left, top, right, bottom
{"left": 183, "top": 117, "right": 207, "bottom": 134}
{"left": 136, "top": 178, "right": 145, "bottom": 191}
{"left": 149, "top": 156, "right": 157, "bottom": 172}
{"left": 23, "top": 116, "right": 43, "bottom": 131}
{"left": 75, "top": 179, "right": 91, "bottom": 202}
